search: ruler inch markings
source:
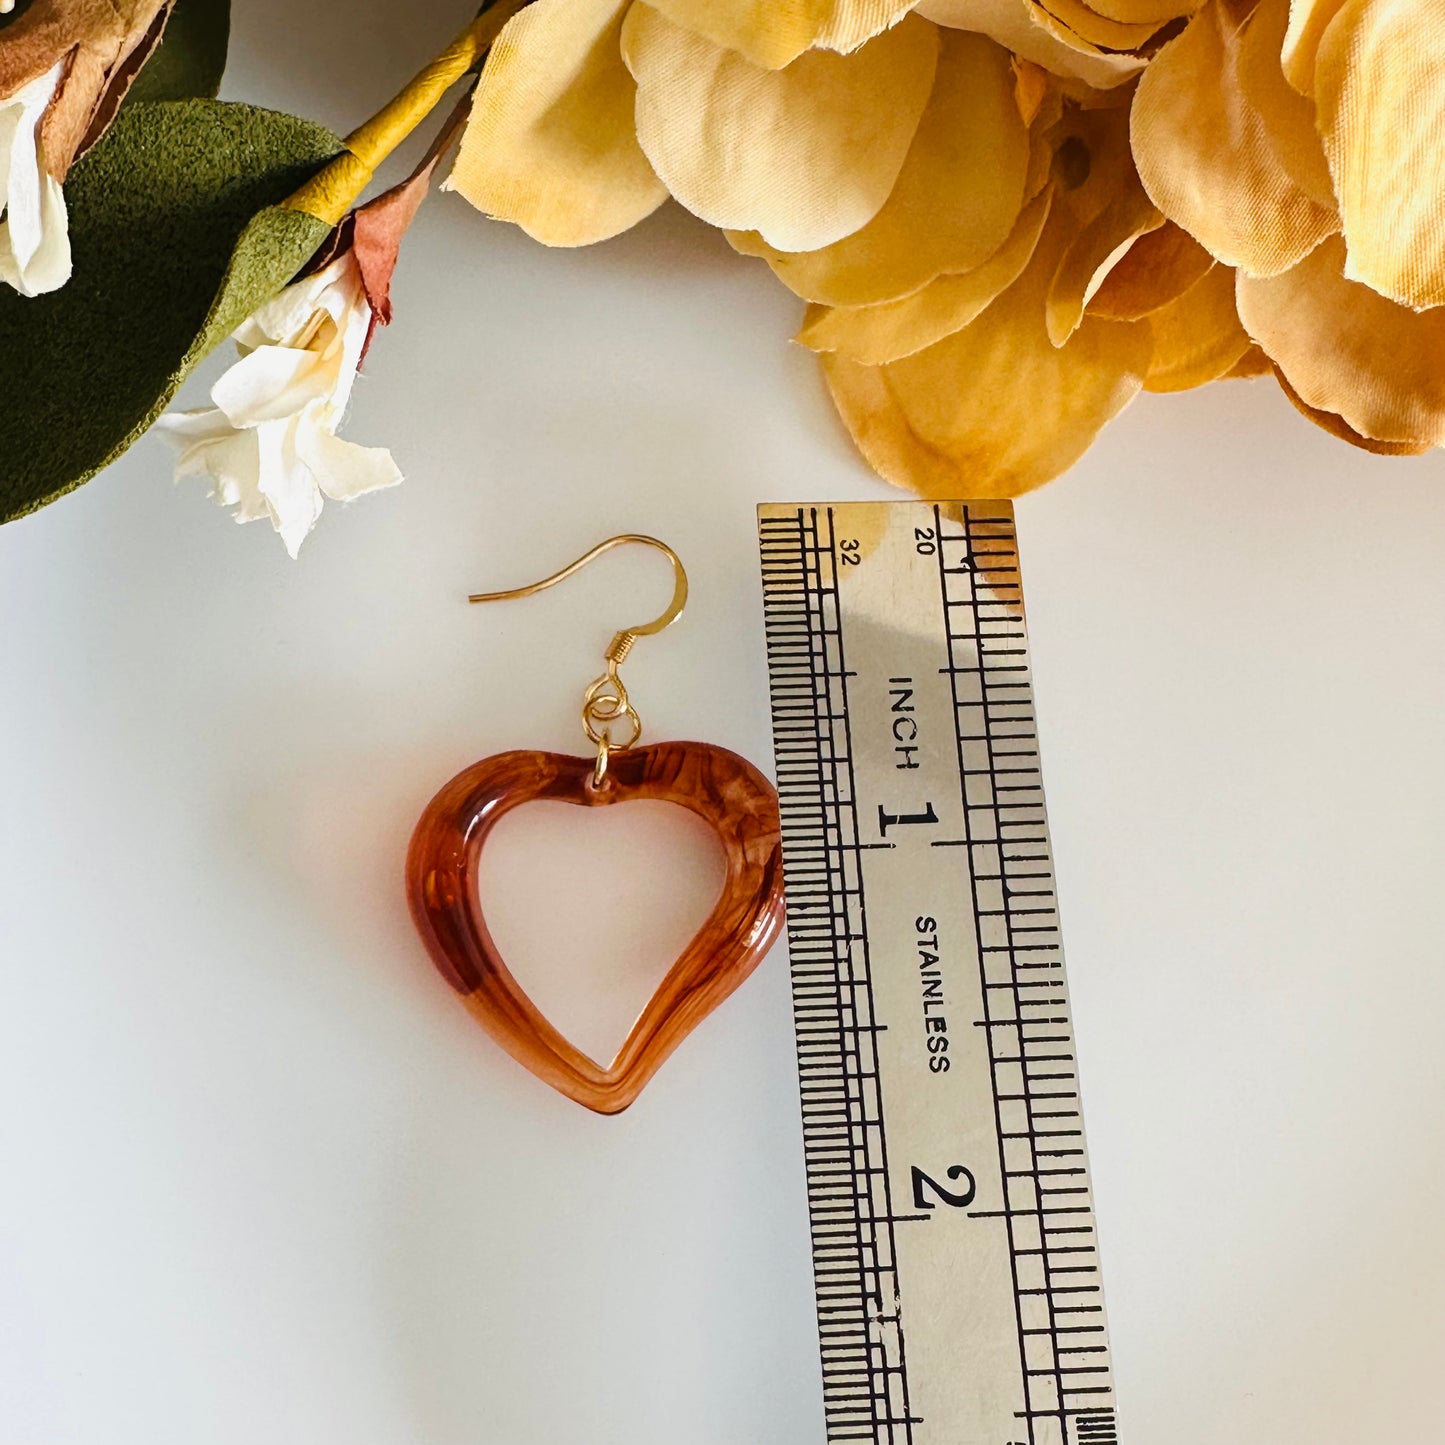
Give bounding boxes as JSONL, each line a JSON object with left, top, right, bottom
{"left": 760, "top": 501, "right": 1117, "bottom": 1445}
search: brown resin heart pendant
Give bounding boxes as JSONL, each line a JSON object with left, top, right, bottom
{"left": 406, "top": 740, "right": 785, "bottom": 1114}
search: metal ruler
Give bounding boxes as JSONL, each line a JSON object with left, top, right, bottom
{"left": 758, "top": 501, "right": 1116, "bottom": 1445}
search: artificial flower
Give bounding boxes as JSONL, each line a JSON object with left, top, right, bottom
{"left": 619, "top": 3, "right": 941, "bottom": 251}
{"left": 444, "top": 0, "right": 668, "bottom": 245}
{"left": 728, "top": 28, "right": 1034, "bottom": 306}
{"left": 450, "top": 0, "right": 1192, "bottom": 275}
{"left": 1132, "top": 0, "right": 1445, "bottom": 453}
{"left": 813, "top": 91, "right": 1158, "bottom": 494}
{"left": 447, "top": 0, "right": 1213, "bottom": 494}
{"left": 916, "top": 0, "right": 1160, "bottom": 90}
{"left": 447, "top": 0, "right": 1193, "bottom": 252}
{"left": 448, "top": 0, "right": 942, "bottom": 250}
{"left": 445, "top": 0, "right": 1445, "bottom": 490}
{"left": 0, "top": 63, "right": 70, "bottom": 295}
{"left": 0, "top": 0, "right": 174, "bottom": 294}
{"left": 155, "top": 253, "right": 401, "bottom": 558}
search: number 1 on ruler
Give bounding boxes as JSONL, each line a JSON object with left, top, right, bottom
{"left": 758, "top": 501, "right": 1118, "bottom": 1445}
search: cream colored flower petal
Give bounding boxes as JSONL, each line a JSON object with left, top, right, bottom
{"left": 1131, "top": 0, "right": 1337, "bottom": 275}
{"left": 1280, "top": 0, "right": 1346, "bottom": 93}
{"left": 622, "top": 4, "right": 938, "bottom": 251}
{"left": 822, "top": 213, "right": 1153, "bottom": 495}
{"left": 1086, "top": 221, "right": 1216, "bottom": 318}
{"left": 1046, "top": 168, "right": 1162, "bottom": 345}
{"left": 1272, "top": 365, "right": 1431, "bottom": 454}
{"left": 254, "top": 416, "right": 325, "bottom": 560}
{"left": 1314, "top": 0, "right": 1445, "bottom": 308}
{"left": 212, "top": 344, "right": 329, "bottom": 427}
{"left": 798, "top": 188, "right": 1052, "bottom": 362}
{"left": 299, "top": 423, "right": 404, "bottom": 502}
{"left": 1236, "top": 0, "right": 1335, "bottom": 206}
{"left": 917, "top": 0, "right": 1146, "bottom": 88}
{"left": 447, "top": 0, "right": 667, "bottom": 247}
{"left": 643, "top": 0, "right": 919, "bottom": 67}
{"left": 1237, "top": 234, "right": 1445, "bottom": 445}
{"left": 721, "top": 30, "right": 1026, "bottom": 303}
{"left": 1144, "top": 263, "right": 1251, "bottom": 391}
{"left": 0, "top": 63, "right": 71, "bottom": 296}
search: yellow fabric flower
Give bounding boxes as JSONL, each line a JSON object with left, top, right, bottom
{"left": 449, "top": 0, "right": 943, "bottom": 251}
{"left": 1132, "top": 0, "right": 1445, "bottom": 453}
{"left": 812, "top": 93, "right": 1162, "bottom": 495}
{"left": 448, "top": 0, "right": 1444, "bottom": 492}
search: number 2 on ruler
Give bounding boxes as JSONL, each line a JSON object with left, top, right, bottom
{"left": 911, "top": 1164, "right": 977, "bottom": 1210}
{"left": 758, "top": 501, "right": 1118, "bottom": 1445}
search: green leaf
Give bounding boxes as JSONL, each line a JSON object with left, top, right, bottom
{"left": 0, "top": 99, "right": 341, "bottom": 526}
{"left": 127, "top": 0, "right": 233, "bottom": 103}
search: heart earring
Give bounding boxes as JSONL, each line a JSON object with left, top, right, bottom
{"left": 406, "top": 535, "right": 786, "bottom": 1114}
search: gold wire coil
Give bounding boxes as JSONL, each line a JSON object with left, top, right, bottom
{"left": 604, "top": 631, "right": 636, "bottom": 665}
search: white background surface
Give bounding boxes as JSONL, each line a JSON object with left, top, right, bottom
{"left": 3, "top": 5, "right": 1445, "bottom": 1442}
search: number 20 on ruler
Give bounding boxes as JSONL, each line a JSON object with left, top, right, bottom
{"left": 865, "top": 521, "right": 976, "bottom": 1220}
{"left": 759, "top": 501, "right": 1117, "bottom": 1445}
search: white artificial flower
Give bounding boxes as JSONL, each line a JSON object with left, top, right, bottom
{"left": 156, "top": 253, "right": 402, "bottom": 558}
{"left": 0, "top": 62, "right": 72, "bottom": 297}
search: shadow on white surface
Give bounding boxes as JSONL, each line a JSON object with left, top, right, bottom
{"left": 2, "top": 0, "right": 1444, "bottom": 1440}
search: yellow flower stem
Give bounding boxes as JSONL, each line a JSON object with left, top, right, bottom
{"left": 283, "top": 0, "right": 529, "bottom": 226}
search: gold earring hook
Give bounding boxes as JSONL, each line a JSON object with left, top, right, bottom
{"left": 467, "top": 534, "right": 689, "bottom": 787}
{"left": 468, "top": 533, "right": 687, "bottom": 653}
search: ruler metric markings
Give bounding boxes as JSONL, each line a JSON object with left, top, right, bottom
{"left": 758, "top": 502, "right": 1117, "bottom": 1445}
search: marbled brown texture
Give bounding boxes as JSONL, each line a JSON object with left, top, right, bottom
{"left": 406, "top": 741, "right": 785, "bottom": 1114}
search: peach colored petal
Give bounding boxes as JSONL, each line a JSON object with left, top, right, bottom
{"left": 447, "top": 0, "right": 666, "bottom": 246}
{"left": 1035, "top": 0, "right": 1165, "bottom": 50}
{"left": 622, "top": 3, "right": 938, "bottom": 251}
{"left": 1055, "top": 93, "right": 1136, "bottom": 213}
{"left": 821, "top": 212, "right": 1153, "bottom": 495}
{"left": 0, "top": 0, "right": 160, "bottom": 98}
{"left": 813, "top": 0, "right": 931, "bottom": 50}
{"left": 1132, "top": 0, "right": 1337, "bottom": 275}
{"left": 15, "top": 0, "right": 169, "bottom": 178}
{"left": 1046, "top": 164, "right": 1162, "bottom": 345}
{"left": 1226, "top": 344, "right": 1273, "bottom": 377}
{"left": 1021, "top": 83, "right": 1068, "bottom": 201}
{"left": 1012, "top": 57, "right": 1053, "bottom": 125}
{"left": 1073, "top": 0, "right": 1198, "bottom": 23}
{"left": 1236, "top": 0, "right": 1335, "bottom": 206}
{"left": 642, "top": 0, "right": 919, "bottom": 68}
{"left": 1144, "top": 264, "right": 1251, "bottom": 391}
{"left": 1281, "top": 0, "right": 1346, "bottom": 93}
{"left": 797, "top": 188, "right": 1052, "bottom": 362}
{"left": 1237, "top": 234, "right": 1445, "bottom": 445}
{"left": 1086, "top": 222, "right": 1216, "bottom": 318}
{"left": 917, "top": 0, "right": 1147, "bottom": 88}
{"left": 722, "top": 30, "right": 1027, "bottom": 303}
{"left": 1314, "top": 0, "right": 1445, "bottom": 308}
{"left": 1272, "top": 365, "right": 1431, "bottom": 454}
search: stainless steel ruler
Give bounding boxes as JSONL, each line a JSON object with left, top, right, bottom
{"left": 758, "top": 501, "right": 1116, "bottom": 1445}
